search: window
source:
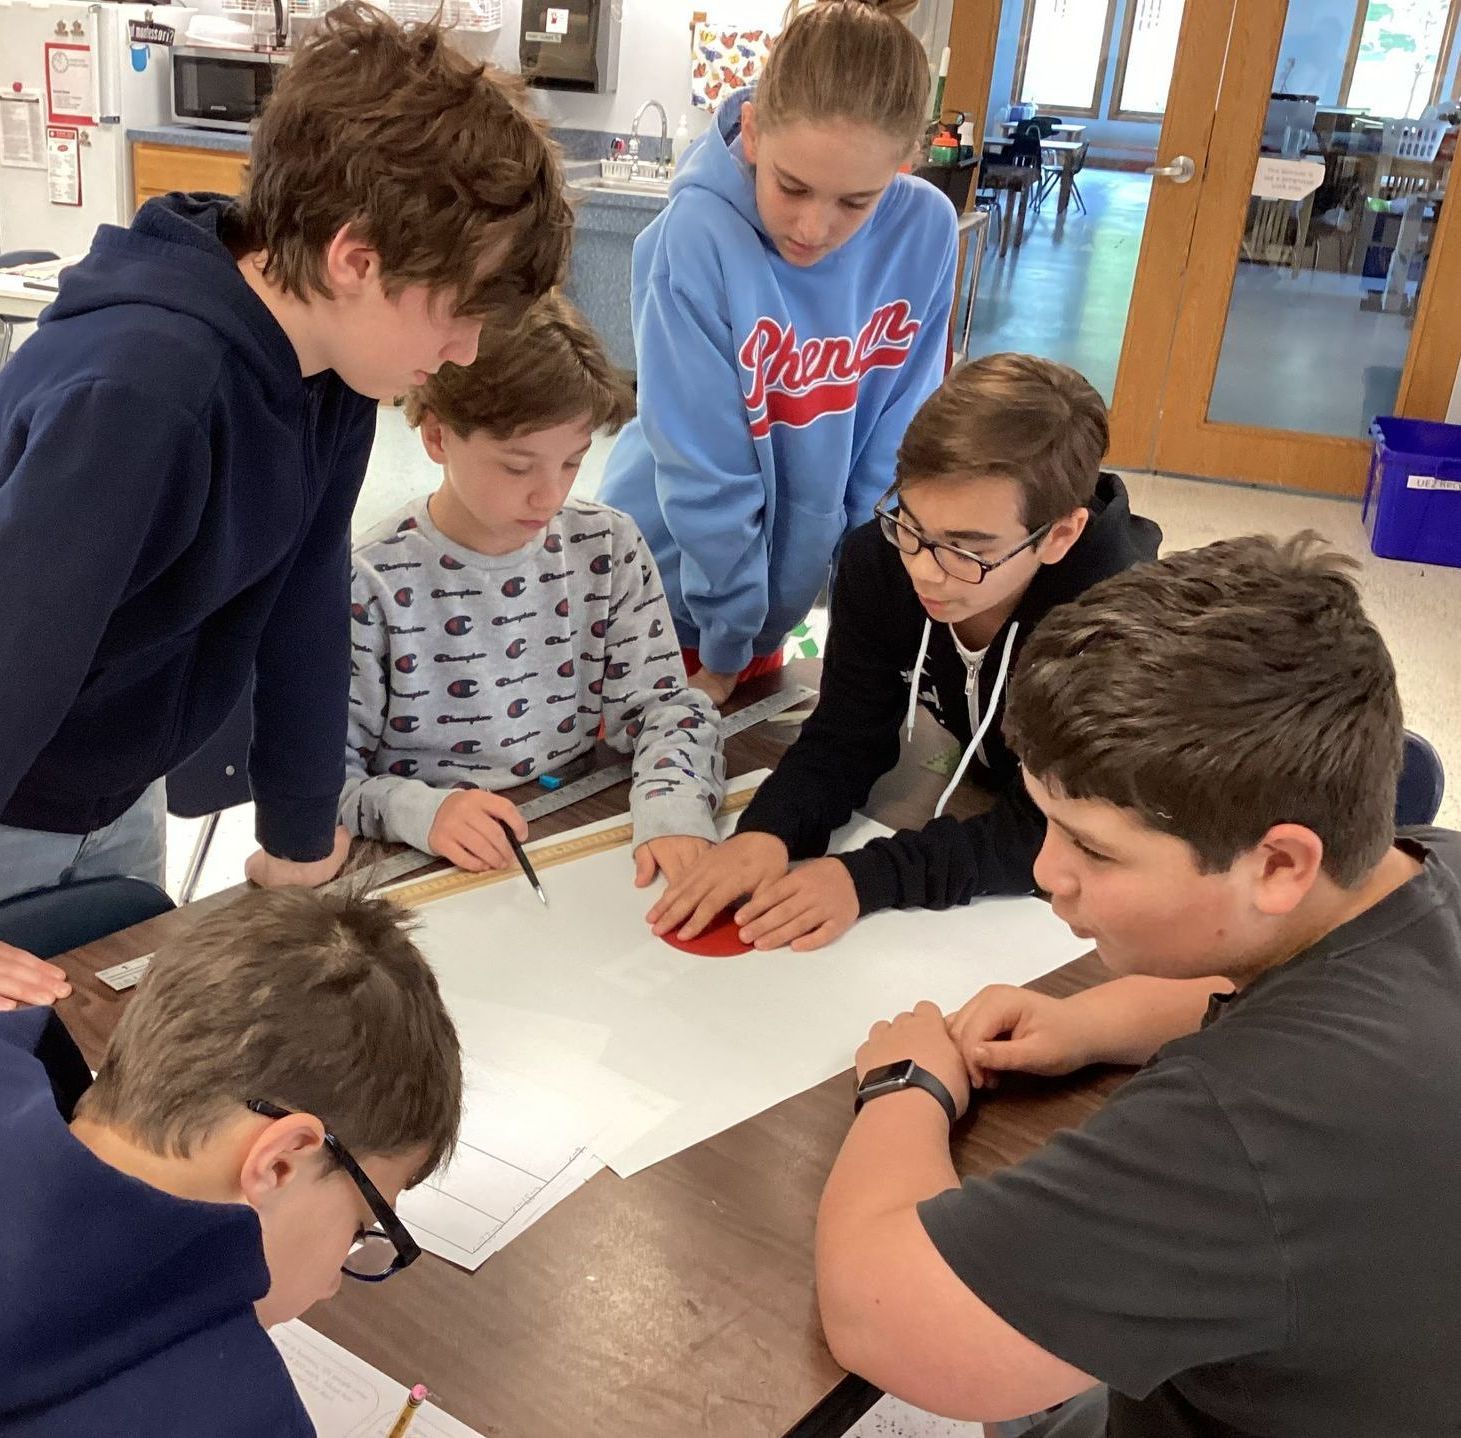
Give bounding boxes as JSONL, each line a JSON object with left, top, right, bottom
{"left": 1341, "top": 0, "right": 1461, "bottom": 118}
{"left": 1110, "top": 0, "right": 1187, "bottom": 119}
{"left": 1012, "top": 0, "right": 1120, "bottom": 118}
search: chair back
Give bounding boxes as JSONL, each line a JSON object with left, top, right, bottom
{"left": 1009, "top": 122, "right": 1044, "bottom": 168}
{"left": 1032, "top": 115, "right": 1064, "bottom": 139}
{"left": 166, "top": 683, "right": 254, "bottom": 819}
{"left": 0, "top": 877, "right": 174, "bottom": 960}
{"left": 1397, "top": 729, "right": 1445, "bottom": 828}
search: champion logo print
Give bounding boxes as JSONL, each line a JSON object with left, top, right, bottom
{"left": 738, "top": 299, "right": 921, "bottom": 439}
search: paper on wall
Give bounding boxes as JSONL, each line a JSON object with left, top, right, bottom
{"left": 271, "top": 1321, "right": 484, "bottom": 1438}
{"left": 0, "top": 93, "right": 44, "bottom": 169}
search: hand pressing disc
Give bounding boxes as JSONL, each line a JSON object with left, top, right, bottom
{"left": 660, "top": 905, "right": 753, "bottom": 957}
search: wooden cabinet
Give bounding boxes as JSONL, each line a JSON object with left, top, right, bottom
{"left": 131, "top": 142, "right": 248, "bottom": 213}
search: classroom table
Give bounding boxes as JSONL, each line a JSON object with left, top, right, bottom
{"left": 982, "top": 135, "right": 1085, "bottom": 228}
{"left": 998, "top": 120, "right": 1087, "bottom": 140}
{"left": 50, "top": 663, "right": 1127, "bottom": 1438}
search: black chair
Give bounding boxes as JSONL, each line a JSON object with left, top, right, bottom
{"left": 0, "top": 248, "right": 59, "bottom": 369}
{"left": 980, "top": 123, "right": 1045, "bottom": 256}
{"left": 1038, "top": 138, "right": 1090, "bottom": 215}
{"left": 0, "top": 877, "right": 174, "bottom": 961}
{"left": 1396, "top": 729, "right": 1445, "bottom": 828}
{"left": 166, "top": 683, "right": 254, "bottom": 903}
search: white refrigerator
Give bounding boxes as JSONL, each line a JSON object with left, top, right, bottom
{"left": 0, "top": 0, "right": 194, "bottom": 257}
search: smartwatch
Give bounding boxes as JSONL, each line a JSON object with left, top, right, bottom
{"left": 853, "top": 1059, "right": 959, "bottom": 1124}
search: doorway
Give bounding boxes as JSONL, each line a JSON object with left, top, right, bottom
{"left": 947, "top": 0, "right": 1461, "bottom": 494}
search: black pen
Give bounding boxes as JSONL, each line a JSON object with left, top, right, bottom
{"left": 498, "top": 818, "right": 547, "bottom": 906}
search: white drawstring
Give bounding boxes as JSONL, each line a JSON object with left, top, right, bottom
{"left": 934, "top": 620, "right": 1020, "bottom": 818}
{"left": 905, "top": 618, "right": 932, "bottom": 741}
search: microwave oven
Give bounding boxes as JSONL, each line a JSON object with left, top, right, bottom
{"left": 172, "top": 46, "right": 288, "bottom": 132}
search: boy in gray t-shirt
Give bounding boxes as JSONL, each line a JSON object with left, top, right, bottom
{"left": 341, "top": 296, "right": 723, "bottom": 885}
{"left": 814, "top": 535, "right": 1461, "bottom": 1438}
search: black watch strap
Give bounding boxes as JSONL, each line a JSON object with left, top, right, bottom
{"left": 854, "top": 1060, "right": 959, "bottom": 1124}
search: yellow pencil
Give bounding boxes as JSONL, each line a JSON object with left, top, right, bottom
{"left": 386, "top": 1384, "right": 430, "bottom": 1438}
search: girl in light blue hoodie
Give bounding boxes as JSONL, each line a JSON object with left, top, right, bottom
{"left": 599, "top": 0, "right": 957, "bottom": 707}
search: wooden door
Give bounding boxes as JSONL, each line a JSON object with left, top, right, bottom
{"left": 1146, "top": 0, "right": 1461, "bottom": 495}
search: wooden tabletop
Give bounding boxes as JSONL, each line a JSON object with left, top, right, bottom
{"left": 51, "top": 662, "right": 1125, "bottom": 1438}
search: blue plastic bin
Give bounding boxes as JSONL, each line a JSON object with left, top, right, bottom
{"left": 1363, "top": 416, "right": 1461, "bottom": 568}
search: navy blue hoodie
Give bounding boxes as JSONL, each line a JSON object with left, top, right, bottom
{"left": 0, "top": 1007, "right": 314, "bottom": 1436}
{"left": 0, "top": 194, "right": 378, "bottom": 861}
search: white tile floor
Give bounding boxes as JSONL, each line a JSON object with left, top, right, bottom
{"left": 159, "top": 413, "right": 1461, "bottom": 1436}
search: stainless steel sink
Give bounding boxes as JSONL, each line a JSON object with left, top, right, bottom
{"left": 573, "top": 175, "right": 671, "bottom": 198}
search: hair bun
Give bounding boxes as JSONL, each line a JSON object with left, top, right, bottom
{"left": 855, "top": 0, "right": 921, "bottom": 17}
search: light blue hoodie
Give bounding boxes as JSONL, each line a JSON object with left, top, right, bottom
{"left": 598, "top": 88, "right": 957, "bottom": 675}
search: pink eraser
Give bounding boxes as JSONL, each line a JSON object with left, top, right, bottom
{"left": 409, "top": 1385, "right": 431, "bottom": 1404}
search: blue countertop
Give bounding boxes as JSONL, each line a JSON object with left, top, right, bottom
{"left": 127, "top": 123, "right": 252, "bottom": 153}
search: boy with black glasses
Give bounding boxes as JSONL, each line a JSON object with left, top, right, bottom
{"left": 650, "top": 353, "right": 1159, "bottom": 952}
{"left": 0, "top": 887, "right": 461, "bottom": 1436}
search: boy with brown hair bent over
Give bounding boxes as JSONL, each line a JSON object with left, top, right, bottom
{"left": 0, "top": 2, "right": 570, "bottom": 1003}
{"left": 652, "top": 353, "right": 1159, "bottom": 950}
{"left": 343, "top": 296, "right": 725, "bottom": 887}
{"left": 0, "top": 887, "right": 462, "bottom": 1436}
{"left": 816, "top": 535, "right": 1461, "bottom": 1436}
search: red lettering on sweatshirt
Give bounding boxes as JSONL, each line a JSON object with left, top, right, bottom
{"left": 738, "top": 300, "right": 920, "bottom": 439}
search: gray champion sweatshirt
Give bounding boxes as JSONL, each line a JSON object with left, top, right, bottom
{"left": 341, "top": 497, "right": 724, "bottom": 853}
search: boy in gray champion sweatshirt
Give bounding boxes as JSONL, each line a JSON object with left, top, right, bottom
{"left": 342, "top": 296, "right": 724, "bottom": 885}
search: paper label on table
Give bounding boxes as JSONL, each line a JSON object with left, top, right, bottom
{"left": 45, "top": 43, "right": 94, "bottom": 126}
{"left": 1251, "top": 157, "right": 1324, "bottom": 201}
{"left": 45, "top": 126, "right": 81, "bottom": 207}
{"left": 271, "top": 1321, "right": 484, "bottom": 1437}
{"left": 402, "top": 772, "right": 1089, "bottom": 1179}
{"left": 1407, "top": 474, "right": 1461, "bottom": 493}
{"left": 545, "top": 6, "right": 569, "bottom": 32}
{"left": 0, "top": 93, "right": 45, "bottom": 169}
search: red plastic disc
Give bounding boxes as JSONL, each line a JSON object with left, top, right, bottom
{"left": 660, "top": 905, "right": 754, "bottom": 957}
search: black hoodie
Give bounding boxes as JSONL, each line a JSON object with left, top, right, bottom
{"left": 737, "top": 473, "right": 1161, "bottom": 912}
{"left": 0, "top": 195, "right": 377, "bottom": 861}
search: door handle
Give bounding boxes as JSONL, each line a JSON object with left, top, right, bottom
{"left": 1146, "top": 154, "right": 1196, "bottom": 183}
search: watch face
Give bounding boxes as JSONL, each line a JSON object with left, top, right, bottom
{"left": 860, "top": 1059, "right": 916, "bottom": 1093}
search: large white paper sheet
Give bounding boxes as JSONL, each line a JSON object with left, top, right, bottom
{"left": 409, "top": 774, "right": 1088, "bottom": 1176}
{"left": 272, "top": 1321, "right": 483, "bottom": 1437}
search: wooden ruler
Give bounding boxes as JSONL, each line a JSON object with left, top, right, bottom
{"left": 385, "top": 785, "right": 759, "bottom": 909}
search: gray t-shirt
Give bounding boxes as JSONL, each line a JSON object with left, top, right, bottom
{"left": 920, "top": 829, "right": 1461, "bottom": 1438}
{"left": 342, "top": 497, "right": 724, "bottom": 853}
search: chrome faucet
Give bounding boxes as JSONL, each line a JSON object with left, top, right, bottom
{"left": 631, "top": 99, "right": 671, "bottom": 173}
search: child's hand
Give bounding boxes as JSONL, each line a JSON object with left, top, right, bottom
{"left": 856, "top": 1000, "right": 972, "bottom": 1121}
{"left": 946, "top": 985, "right": 1095, "bottom": 1090}
{"left": 245, "top": 826, "right": 351, "bottom": 890}
{"left": 0, "top": 941, "right": 71, "bottom": 1011}
{"left": 633, "top": 835, "right": 712, "bottom": 887}
{"left": 647, "top": 831, "right": 790, "bottom": 938}
{"left": 734, "top": 856, "right": 859, "bottom": 952}
{"left": 427, "top": 790, "right": 528, "bottom": 872}
{"left": 693, "top": 669, "right": 738, "bottom": 707}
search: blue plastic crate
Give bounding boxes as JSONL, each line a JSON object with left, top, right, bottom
{"left": 1363, "top": 416, "right": 1461, "bottom": 568}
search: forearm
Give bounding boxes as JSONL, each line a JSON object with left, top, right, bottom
{"left": 817, "top": 1092, "right": 958, "bottom": 1337}
{"left": 1065, "top": 975, "right": 1234, "bottom": 1067}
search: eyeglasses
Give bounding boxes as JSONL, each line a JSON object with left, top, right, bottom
{"left": 873, "top": 486, "right": 1054, "bottom": 585}
{"left": 246, "top": 1099, "right": 421, "bottom": 1282}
